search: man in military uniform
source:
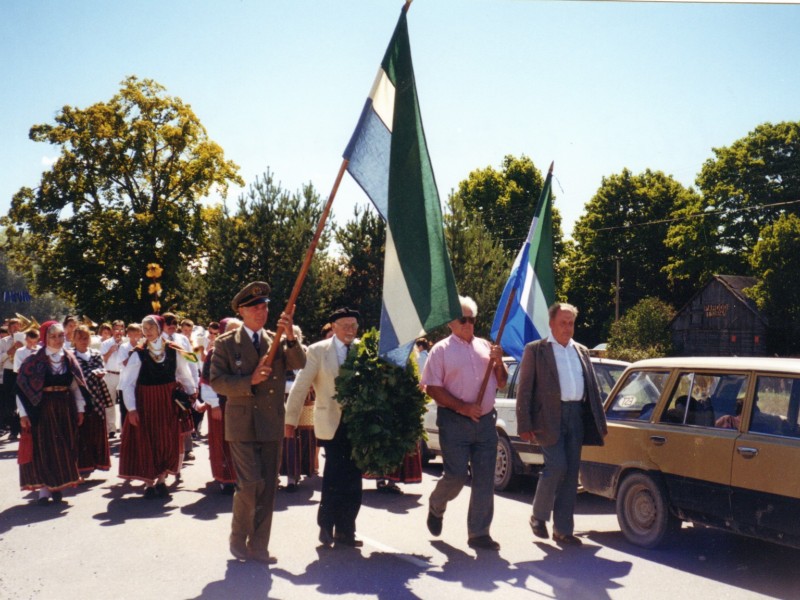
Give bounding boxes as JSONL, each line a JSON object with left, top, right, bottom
{"left": 210, "top": 281, "right": 306, "bottom": 564}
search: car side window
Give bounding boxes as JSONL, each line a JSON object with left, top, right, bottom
{"left": 497, "top": 360, "right": 519, "bottom": 399}
{"left": 660, "top": 373, "right": 748, "bottom": 428}
{"left": 606, "top": 370, "right": 670, "bottom": 421}
{"left": 751, "top": 376, "right": 800, "bottom": 438}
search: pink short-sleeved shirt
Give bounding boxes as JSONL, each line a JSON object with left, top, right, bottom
{"left": 420, "top": 334, "right": 497, "bottom": 416}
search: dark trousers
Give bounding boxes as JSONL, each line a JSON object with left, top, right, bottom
{"left": 1, "top": 370, "right": 20, "bottom": 436}
{"left": 318, "top": 423, "right": 362, "bottom": 537}
{"left": 532, "top": 401, "right": 585, "bottom": 535}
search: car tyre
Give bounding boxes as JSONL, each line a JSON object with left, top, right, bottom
{"left": 494, "top": 435, "right": 518, "bottom": 491}
{"left": 616, "top": 472, "right": 681, "bottom": 548}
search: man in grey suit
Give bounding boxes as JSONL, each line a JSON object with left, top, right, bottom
{"left": 210, "top": 281, "right": 306, "bottom": 564}
{"left": 285, "top": 307, "right": 362, "bottom": 548}
{"left": 516, "top": 303, "right": 607, "bottom": 546}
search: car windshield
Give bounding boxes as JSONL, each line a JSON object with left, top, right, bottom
{"left": 607, "top": 370, "right": 671, "bottom": 421}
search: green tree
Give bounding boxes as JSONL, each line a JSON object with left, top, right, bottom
{"left": 333, "top": 206, "right": 385, "bottom": 331}
{"left": 607, "top": 297, "right": 675, "bottom": 362}
{"left": 564, "top": 169, "right": 691, "bottom": 345}
{"left": 203, "top": 171, "right": 333, "bottom": 338}
{"left": 451, "top": 155, "right": 545, "bottom": 254}
{"left": 1, "top": 76, "right": 243, "bottom": 323}
{"left": 444, "top": 194, "right": 510, "bottom": 339}
{"left": 695, "top": 121, "right": 800, "bottom": 273}
{"left": 747, "top": 213, "right": 800, "bottom": 355}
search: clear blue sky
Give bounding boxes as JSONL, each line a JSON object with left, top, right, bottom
{"left": 2, "top": 0, "right": 799, "bottom": 239}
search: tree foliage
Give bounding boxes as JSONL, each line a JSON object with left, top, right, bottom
{"left": 444, "top": 194, "right": 510, "bottom": 338}
{"left": 694, "top": 121, "right": 800, "bottom": 273}
{"left": 202, "top": 171, "right": 334, "bottom": 338}
{"left": 333, "top": 206, "right": 386, "bottom": 332}
{"left": 747, "top": 213, "right": 800, "bottom": 355}
{"left": 451, "top": 154, "right": 545, "bottom": 254}
{"left": 607, "top": 297, "right": 675, "bottom": 361}
{"left": 1, "top": 76, "right": 243, "bottom": 323}
{"left": 565, "top": 169, "right": 692, "bottom": 345}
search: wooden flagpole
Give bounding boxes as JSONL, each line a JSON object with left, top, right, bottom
{"left": 260, "top": 159, "right": 348, "bottom": 368}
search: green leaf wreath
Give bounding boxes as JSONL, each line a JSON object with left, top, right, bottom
{"left": 335, "top": 328, "right": 428, "bottom": 475}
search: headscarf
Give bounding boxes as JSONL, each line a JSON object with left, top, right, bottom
{"left": 142, "top": 314, "right": 166, "bottom": 362}
{"left": 39, "top": 320, "right": 58, "bottom": 346}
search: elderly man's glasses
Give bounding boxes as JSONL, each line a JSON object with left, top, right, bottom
{"left": 458, "top": 316, "right": 476, "bottom": 325}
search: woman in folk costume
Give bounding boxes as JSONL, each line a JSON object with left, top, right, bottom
{"left": 118, "top": 314, "right": 196, "bottom": 499}
{"left": 280, "top": 325, "right": 317, "bottom": 491}
{"left": 16, "top": 321, "right": 89, "bottom": 505}
{"left": 196, "top": 317, "right": 239, "bottom": 494}
{"left": 72, "top": 325, "right": 112, "bottom": 476}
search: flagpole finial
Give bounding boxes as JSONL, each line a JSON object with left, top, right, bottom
{"left": 548, "top": 161, "right": 554, "bottom": 175}
{"left": 403, "top": 0, "right": 413, "bottom": 12}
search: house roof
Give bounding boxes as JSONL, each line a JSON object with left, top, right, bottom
{"left": 670, "top": 274, "right": 767, "bottom": 327}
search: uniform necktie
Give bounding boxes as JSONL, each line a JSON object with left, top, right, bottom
{"left": 252, "top": 332, "right": 260, "bottom": 353}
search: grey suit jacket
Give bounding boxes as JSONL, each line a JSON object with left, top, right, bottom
{"left": 209, "top": 327, "right": 306, "bottom": 442}
{"left": 515, "top": 338, "right": 607, "bottom": 447}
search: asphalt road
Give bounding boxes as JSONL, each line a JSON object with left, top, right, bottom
{"left": 0, "top": 427, "right": 798, "bottom": 600}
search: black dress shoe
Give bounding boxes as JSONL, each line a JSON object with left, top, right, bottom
{"left": 319, "top": 526, "right": 334, "bottom": 547}
{"left": 553, "top": 533, "right": 583, "bottom": 546}
{"left": 37, "top": 497, "right": 50, "bottom": 506}
{"left": 334, "top": 533, "right": 363, "bottom": 548}
{"left": 468, "top": 535, "right": 501, "bottom": 551}
{"left": 427, "top": 510, "right": 443, "bottom": 536}
{"left": 51, "top": 490, "right": 63, "bottom": 503}
{"left": 530, "top": 517, "right": 549, "bottom": 539}
{"left": 143, "top": 486, "right": 157, "bottom": 500}
{"left": 155, "top": 482, "right": 170, "bottom": 498}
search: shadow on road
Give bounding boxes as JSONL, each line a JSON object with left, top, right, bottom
{"left": 190, "top": 559, "right": 274, "bottom": 600}
{"left": 271, "top": 546, "right": 431, "bottom": 599}
{"left": 585, "top": 524, "right": 800, "bottom": 598}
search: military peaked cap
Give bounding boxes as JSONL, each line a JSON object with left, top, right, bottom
{"left": 231, "top": 281, "right": 271, "bottom": 312}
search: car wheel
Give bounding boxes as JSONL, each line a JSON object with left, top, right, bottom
{"left": 616, "top": 472, "right": 681, "bottom": 548}
{"left": 494, "top": 435, "right": 518, "bottom": 491}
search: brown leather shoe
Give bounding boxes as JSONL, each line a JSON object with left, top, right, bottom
{"left": 553, "top": 533, "right": 583, "bottom": 546}
{"left": 248, "top": 548, "right": 277, "bottom": 564}
{"left": 229, "top": 537, "right": 249, "bottom": 561}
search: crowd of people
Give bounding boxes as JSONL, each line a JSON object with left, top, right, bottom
{"left": 1, "top": 283, "right": 607, "bottom": 564}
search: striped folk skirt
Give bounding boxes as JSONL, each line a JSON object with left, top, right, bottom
{"left": 77, "top": 409, "right": 111, "bottom": 475}
{"left": 364, "top": 442, "right": 423, "bottom": 484}
{"left": 280, "top": 427, "right": 318, "bottom": 482}
{"left": 19, "top": 390, "right": 81, "bottom": 492}
{"left": 119, "top": 382, "right": 182, "bottom": 486}
{"left": 207, "top": 408, "right": 237, "bottom": 484}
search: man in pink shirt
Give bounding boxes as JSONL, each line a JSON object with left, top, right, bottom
{"left": 420, "top": 296, "right": 507, "bottom": 551}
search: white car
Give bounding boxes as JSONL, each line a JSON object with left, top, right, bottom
{"left": 422, "top": 356, "right": 629, "bottom": 491}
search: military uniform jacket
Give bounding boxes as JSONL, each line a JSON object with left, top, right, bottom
{"left": 515, "top": 338, "right": 607, "bottom": 448}
{"left": 210, "top": 327, "right": 306, "bottom": 442}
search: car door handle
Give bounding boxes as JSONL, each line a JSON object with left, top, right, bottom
{"left": 737, "top": 447, "right": 759, "bottom": 459}
{"left": 649, "top": 436, "right": 666, "bottom": 446}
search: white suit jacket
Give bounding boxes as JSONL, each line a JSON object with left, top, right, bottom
{"left": 285, "top": 337, "right": 343, "bottom": 440}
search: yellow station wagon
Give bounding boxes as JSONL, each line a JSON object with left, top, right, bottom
{"left": 579, "top": 357, "right": 800, "bottom": 549}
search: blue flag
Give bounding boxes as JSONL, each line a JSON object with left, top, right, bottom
{"left": 490, "top": 164, "right": 556, "bottom": 361}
